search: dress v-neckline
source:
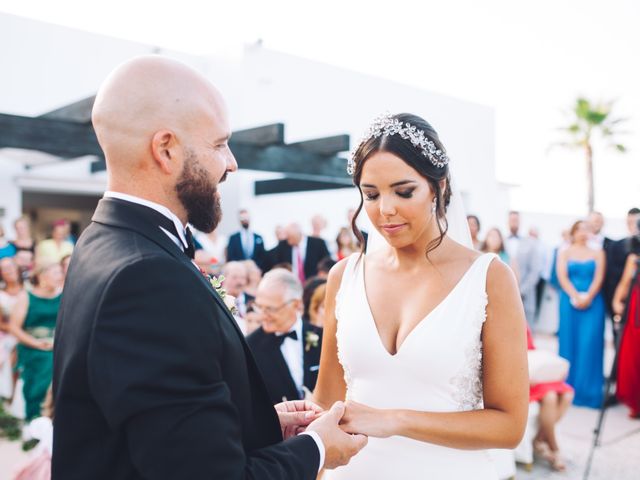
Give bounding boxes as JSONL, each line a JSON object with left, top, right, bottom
{"left": 361, "top": 254, "right": 487, "bottom": 358}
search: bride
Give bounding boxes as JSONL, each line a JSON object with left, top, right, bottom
{"left": 314, "top": 113, "right": 528, "bottom": 478}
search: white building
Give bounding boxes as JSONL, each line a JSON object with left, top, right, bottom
{"left": 0, "top": 13, "right": 509, "bottom": 249}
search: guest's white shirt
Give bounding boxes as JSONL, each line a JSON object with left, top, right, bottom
{"left": 276, "top": 316, "right": 304, "bottom": 397}
{"left": 104, "top": 191, "right": 189, "bottom": 252}
{"left": 506, "top": 233, "right": 520, "bottom": 260}
{"left": 588, "top": 233, "right": 605, "bottom": 250}
{"left": 291, "top": 237, "right": 307, "bottom": 274}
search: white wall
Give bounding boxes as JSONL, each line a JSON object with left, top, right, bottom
{"left": 0, "top": 14, "right": 503, "bottom": 248}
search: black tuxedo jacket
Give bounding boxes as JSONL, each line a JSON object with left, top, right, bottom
{"left": 268, "top": 237, "right": 330, "bottom": 278}
{"left": 227, "top": 230, "right": 267, "bottom": 270}
{"left": 52, "top": 198, "right": 319, "bottom": 480}
{"left": 246, "top": 322, "right": 323, "bottom": 405}
{"left": 604, "top": 237, "right": 630, "bottom": 315}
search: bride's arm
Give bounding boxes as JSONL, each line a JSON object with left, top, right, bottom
{"left": 340, "top": 259, "right": 529, "bottom": 450}
{"left": 312, "top": 258, "right": 349, "bottom": 410}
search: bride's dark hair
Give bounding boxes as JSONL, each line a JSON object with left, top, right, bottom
{"left": 350, "top": 113, "right": 452, "bottom": 257}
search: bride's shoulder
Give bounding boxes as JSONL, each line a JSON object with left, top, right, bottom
{"left": 327, "top": 254, "right": 358, "bottom": 286}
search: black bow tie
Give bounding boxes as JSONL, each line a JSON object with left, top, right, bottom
{"left": 276, "top": 330, "right": 298, "bottom": 345}
{"left": 150, "top": 210, "right": 195, "bottom": 260}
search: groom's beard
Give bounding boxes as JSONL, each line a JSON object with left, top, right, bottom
{"left": 176, "top": 151, "right": 222, "bottom": 233}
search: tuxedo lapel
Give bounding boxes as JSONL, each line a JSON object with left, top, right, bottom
{"left": 302, "top": 322, "right": 321, "bottom": 392}
{"left": 92, "top": 198, "right": 245, "bottom": 339}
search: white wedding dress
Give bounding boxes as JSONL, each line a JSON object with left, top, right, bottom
{"left": 326, "top": 252, "right": 499, "bottom": 479}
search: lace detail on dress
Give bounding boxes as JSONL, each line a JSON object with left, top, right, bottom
{"left": 450, "top": 292, "right": 488, "bottom": 411}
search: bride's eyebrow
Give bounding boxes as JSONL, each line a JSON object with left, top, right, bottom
{"left": 360, "top": 180, "right": 417, "bottom": 188}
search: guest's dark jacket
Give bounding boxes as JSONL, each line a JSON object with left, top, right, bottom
{"left": 604, "top": 237, "right": 630, "bottom": 316}
{"left": 52, "top": 198, "right": 319, "bottom": 480}
{"left": 246, "top": 322, "right": 323, "bottom": 405}
{"left": 267, "top": 237, "right": 330, "bottom": 278}
{"left": 227, "top": 230, "right": 267, "bottom": 270}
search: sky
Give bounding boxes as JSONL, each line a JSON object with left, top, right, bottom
{"left": 1, "top": 0, "right": 638, "bottom": 219}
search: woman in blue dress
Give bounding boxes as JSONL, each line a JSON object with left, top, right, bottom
{"left": 556, "top": 220, "right": 606, "bottom": 407}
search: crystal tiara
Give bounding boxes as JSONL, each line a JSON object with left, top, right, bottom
{"left": 347, "top": 113, "right": 450, "bottom": 175}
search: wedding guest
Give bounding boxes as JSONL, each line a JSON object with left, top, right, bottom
{"left": 308, "top": 283, "right": 327, "bottom": 328}
{"left": 14, "top": 250, "right": 35, "bottom": 283}
{"left": 529, "top": 227, "right": 548, "bottom": 321}
{"left": 506, "top": 211, "right": 542, "bottom": 327}
{"left": 242, "top": 259, "right": 263, "bottom": 298}
{"left": 0, "top": 225, "right": 17, "bottom": 259}
{"left": 222, "top": 261, "right": 252, "bottom": 334}
{"left": 247, "top": 269, "right": 323, "bottom": 404}
{"left": 226, "top": 209, "right": 267, "bottom": 270}
{"left": 526, "top": 327, "right": 573, "bottom": 472}
{"left": 193, "top": 227, "right": 228, "bottom": 265}
{"left": 587, "top": 211, "right": 609, "bottom": 250}
{"left": 556, "top": 220, "right": 606, "bottom": 407}
{"left": 603, "top": 207, "right": 640, "bottom": 321}
{"left": 268, "top": 223, "right": 330, "bottom": 283}
{"left": 9, "top": 261, "right": 63, "bottom": 421}
{"left": 10, "top": 216, "right": 36, "bottom": 254}
{"left": 612, "top": 232, "right": 640, "bottom": 418}
{"left": 336, "top": 227, "right": 358, "bottom": 261}
{"left": 466, "top": 215, "right": 481, "bottom": 250}
{"left": 481, "top": 228, "right": 510, "bottom": 263}
{"left": 36, "top": 220, "right": 74, "bottom": 264}
{"left": 311, "top": 214, "right": 328, "bottom": 238}
{"left": 0, "top": 257, "right": 24, "bottom": 401}
{"left": 316, "top": 257, "right": 335, "bottom": 279}
{"left": 275, "top": 224, "right": 288, "bottom": 243}
{"left": 302, "top": 277, "right": 326, "bottom": 323}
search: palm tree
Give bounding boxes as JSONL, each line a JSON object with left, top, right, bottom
{"left": 555, "top": 97, "right": 627, "bottom": 213}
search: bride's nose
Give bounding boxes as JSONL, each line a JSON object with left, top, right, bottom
{"left": 379, "top": 194, "right": 398, "bottom": 217}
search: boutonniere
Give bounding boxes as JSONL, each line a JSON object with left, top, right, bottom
{"left": 305, "top": 331, "right": 320, "bottom": 352}
{"left": 203, "top": 271, "right": 238, "bottom": 315}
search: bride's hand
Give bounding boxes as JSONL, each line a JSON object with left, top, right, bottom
{"left": 340, "top": 401, "right": 394, "bottom": 438}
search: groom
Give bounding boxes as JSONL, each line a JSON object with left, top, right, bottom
{"left": 52, "top": 56, "right": 366, "bottom": 479}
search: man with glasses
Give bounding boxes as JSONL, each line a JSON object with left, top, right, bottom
{"left": 247, "top": 269, "right": 323, "bottom": 405}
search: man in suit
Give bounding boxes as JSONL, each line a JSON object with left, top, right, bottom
{"left": 52, "top": 56, "right": 365, "bottom": 480}
{"left": 268, "top": 223, "right": 330, "bottom": 282}
{"left": 603, "top": 208, "right": 640, "bottom": 320}
{"left": 247, "top": 269, "right": 322, "bottom": 405}
{"left": 222, "top": 260, "right": 254, "bottom": 334}
{"left": 227, "top": 209, "right": 267, "bottom": 269}
{"left": 505, "top": 211, "right": 543, "bottom": 327}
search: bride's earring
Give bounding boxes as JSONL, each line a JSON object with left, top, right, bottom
{"left": 431, "top": 199, "right": 437, "bottom": 215}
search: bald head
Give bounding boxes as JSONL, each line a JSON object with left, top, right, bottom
{"left": 92, "top": 56, "right": 237, "bottom": 229}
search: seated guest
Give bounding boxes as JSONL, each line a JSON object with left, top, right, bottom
{"left": 302, "top": 277, "right": 326, "bottom": 322}
{"left": 308, "top": 283, "right": 327, "bottom": 328}
{"left": 36, "top": 220, "right": 74, "bottom": 264}
{"left": 527, "top": 327, "right": 573, "bottom": 472}
{"left": 222, "top": 261, "right": 253, "bottom": 334}
{"left": 268, "top": 223, "right": 330, "bottom": 283}
{"left": 0, "top": 225, "right": 17, "bottom": 259}
{"left": 10, "top": 216, "right": 36, "bottom": 255}
{"left": 247, "top": 269, "right": 323, "bottom": 404}
{"left": 242, "top": 259, "right": 263, "bottom": 298}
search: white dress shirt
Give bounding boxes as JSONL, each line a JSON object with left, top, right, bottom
{"left": 291, "top": 236, "right": 307, "bottom": 275}
{"left": 104, "top": 191, "right": 189, "bottom": 252}
{"left": 275, "top": 316, "right": 325, "bottom": 471}
{"left": 276, "top": 317, "right": 304, "bottom": 397}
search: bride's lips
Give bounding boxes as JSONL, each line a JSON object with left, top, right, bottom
{"left": 381, "top": 223, "right": 407, "bottom": 234}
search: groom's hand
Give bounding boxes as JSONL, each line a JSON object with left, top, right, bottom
{"left": 306, "top": 401, "right": 368, "bottom": 470}
{"left": 274, "top": 400, "right": 323, "bottom": 439}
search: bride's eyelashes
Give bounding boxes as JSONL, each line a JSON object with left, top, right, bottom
{"left": 363, "top": 188, "right": 416, "bottom": 201}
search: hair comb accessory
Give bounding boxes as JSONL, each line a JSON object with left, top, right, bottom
{"left": 347, "top": 112, "right": 450, "bottom": 175}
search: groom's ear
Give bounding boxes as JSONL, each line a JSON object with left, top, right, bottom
{"left": 151, "top": 129, "right": 181, "bottom": 175}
